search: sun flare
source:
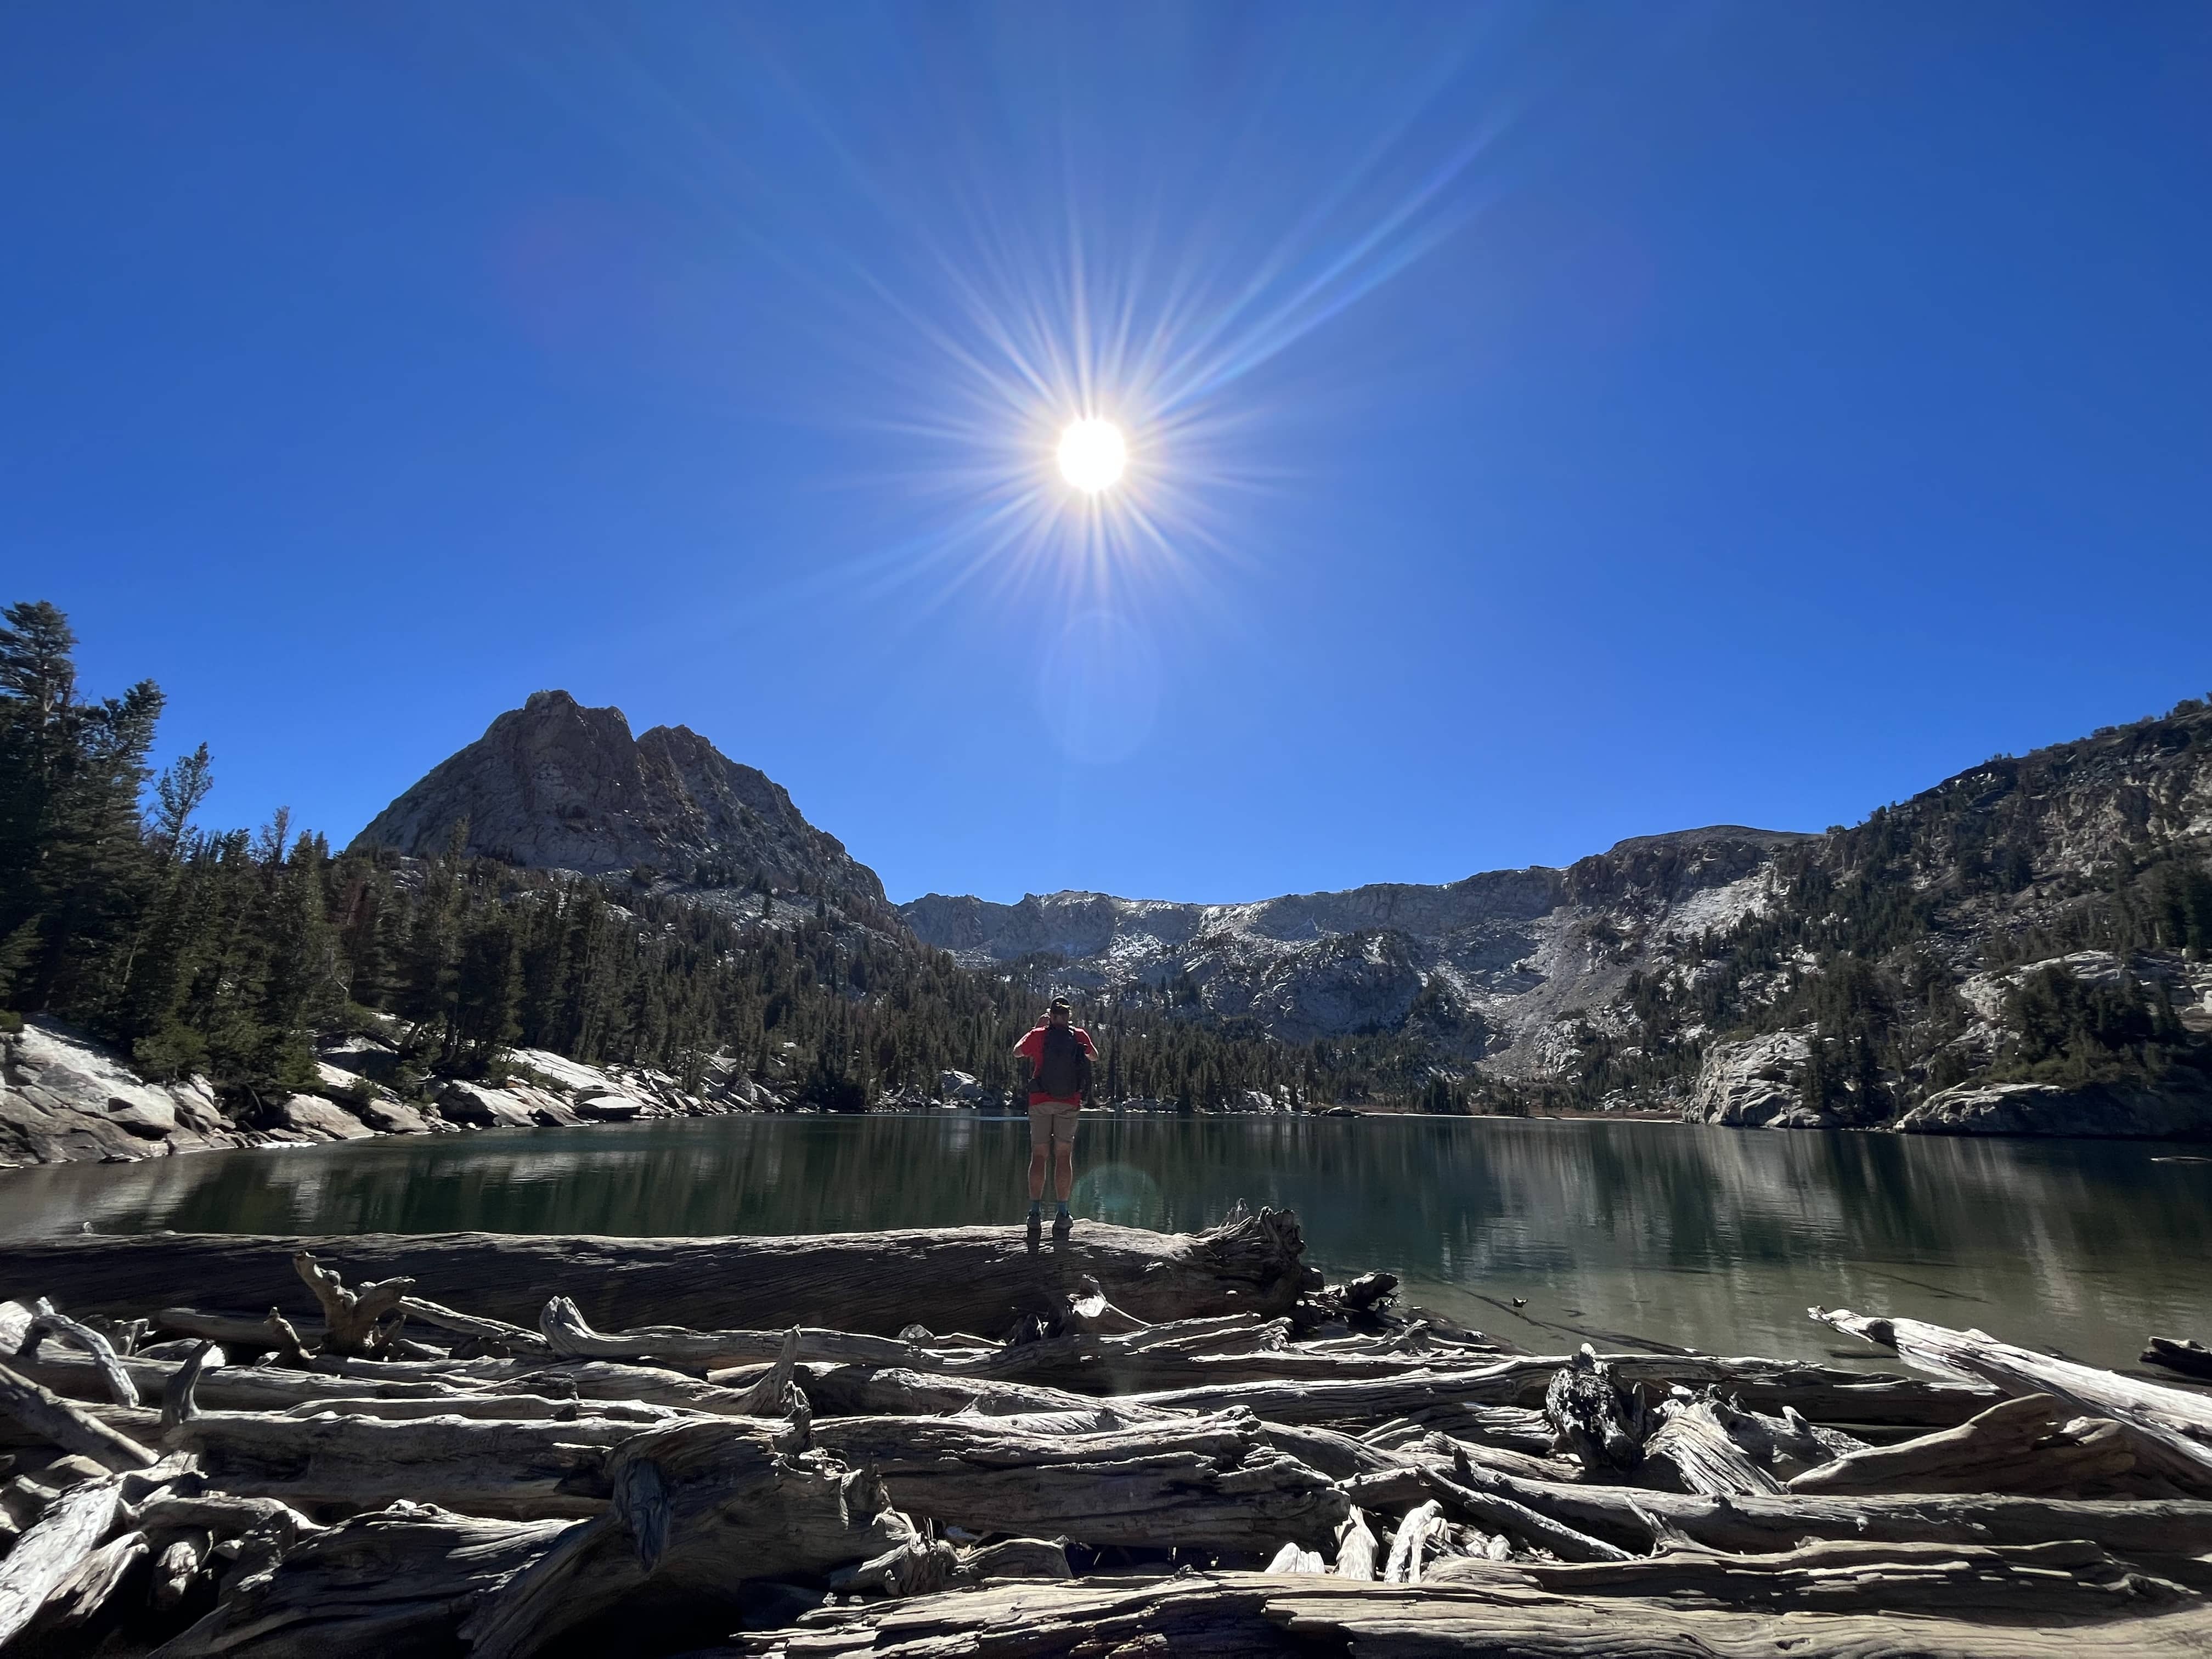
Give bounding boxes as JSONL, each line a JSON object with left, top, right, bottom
{"left": 1057, "top": 418, "right": 1127, "bottom": 493}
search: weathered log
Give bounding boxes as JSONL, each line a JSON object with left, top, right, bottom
{"left": 0, "top": 1473, "right": 122, "bottom": 1646}
{"left": 396, "top": 1296, "right": 550, "bottom": 1357}
{"left": 788, "top": 1362, "right": 1174, "bottom": 1430}
{"left": 1128, "top": 1353, "right": 1990, "bottom": 1435}
{"left": 1351, "top": 1427, "right": 1578, "bottom": 1486}
{"left": 0, "top": 1357, "right": 157, "bottom": 1471}
{"left": 1128, "top": 1372, "right": 1556, "bottom": 1445}
{"left": 0, "top": 1210, "right": 1323, "bottom": 1336}
{"left": 16, "top": 1297, "right": 140, "bottom": 1407}
{"left": 728, "top": 1328, "right": 803, "bottom": 1418}
{"left": 460, "top": 1421, "right": 909, "bottom": 1659}
{"left": 1375, "top": 1457, "right": 2212, "bottom": 1559}
{"left": 539, "top": 1295, "right": 934, "bottom": 1369}
{"left": 1380, "top": 1498, "right": 1442, "bottom": 1584}
{"left": 1788, "top": 1392, "right": 2142, "bottom": 1498}
{"left": 20, "top": 1526, "right": 150, "bottom": 1642}
{"left": 273, "top": 1391, "right": 678, "bottom": 1424}
{"left": 1332, "top": 1507, "right": 1377, "bottom": 1580}
{"left": 807, "top": 1410, "right": 1348, "bottom": 1549}
{"left": 10, "top": 1345, "right": 488, "bottom": 1414}
{"left": 166, "top": 1408, "right": 653, "bottom": 1519}
{"left": 1265, "top": 1540, "right": 1328, "bottom": 1575}
{"left": 721, "top": 1570, "right": 2212, "bottom": 1659}
{"left": 1643, "top": 1393, "right": 1785, "bottom": 1497}
{"left": 1420, "top": 1534, "right": 2197, "bottom": 1617}
{"left": 2144, "top": 1336, "right": 2212, "bottom": 1382}
{"left": 1816, "top": 1307, "right": 2212, "bottom": 1491}
{"left": 291, "top": 1252, "right": 416, "bottom": 1358}
{"left": 160, "top": 1341, "right": 224, "bottom": 1431}
{"left": 1413, "top": 1462, "right": 1634, "bottom": 1564}
{"left": 1543, "top": 1345, "right": 1647, "bottom": 1471}
{"left": 1701, "top": 1394, "right": 1866, "bottom": 1475}
{"left": 152, "top": 1502, "right": 573, "bottom": 1659}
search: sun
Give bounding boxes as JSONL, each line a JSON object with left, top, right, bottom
{"left": 1057, "top": 418, "right": 1126, "bottom": 493}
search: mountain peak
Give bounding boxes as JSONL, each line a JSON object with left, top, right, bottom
{"left": 349, "top": 695, "right": 885, "bottom": 909}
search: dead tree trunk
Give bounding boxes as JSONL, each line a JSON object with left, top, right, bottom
{"left": 291, "top": 1254, "right": 415, "bottom": 1358}
{"left": 1543, "top": 1346, "right": 1647, "bottom": 1472}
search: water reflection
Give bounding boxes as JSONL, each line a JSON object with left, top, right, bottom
{"left": 2, "top": 1117, "right": 2205, "bottom": 1372}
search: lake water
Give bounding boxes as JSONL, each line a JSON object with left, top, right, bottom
{"left": 3, "top": 1114, "right": 2208, "bottom": 1375}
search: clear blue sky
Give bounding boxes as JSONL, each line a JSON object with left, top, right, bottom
{"left": 6, "top": 4, "right": 2208, "bottom": 905}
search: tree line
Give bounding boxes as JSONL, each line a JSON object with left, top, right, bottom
{"left": 0, "top": 600, "right": 1477, "bottom": 1115}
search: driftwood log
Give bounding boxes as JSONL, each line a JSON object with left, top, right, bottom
{"left": 1789, "top": 1392, "right": 2143, "bottom": 1498}
{"left": 0, "top": 1474, "right": 124, "bottom": 1646}
{"left": 155, "top": 1424, "right": 904, "bottom": 1659}
{"left": 1816, "top": 1307, "right": 2212, "bottom": 1492}
{"left": 0, "top": 1357, "right": 157, "bottom": 1471}
{"left": 0, "top": 1210, "right": 1322, "bottom": 1335}
{"left": 807, "top": 1410, "right": 1347, "bottom": 1549}
{"left": 5, "top": 1228, "right": 2210, "bottom": 1659}
{"left": 724, "top": 1570, "right": 2212, "bottom": 1659}
{"left": 1129, "top": 1355, "right": 1995, "bottom": 1430}
{"left": 167, "top": 1409, "right": 655, "bottom": 1519}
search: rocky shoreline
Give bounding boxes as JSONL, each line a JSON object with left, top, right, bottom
{"left": 1, "top": 1212, "right": 2209, "bottom": 1656}
{"left": 7, "top": 1011, "right": 2210, "bottom": 1175}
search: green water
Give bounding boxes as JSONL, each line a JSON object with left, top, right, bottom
{"left": 3, "top": 1114, "right": 2207, "bottom": 1373}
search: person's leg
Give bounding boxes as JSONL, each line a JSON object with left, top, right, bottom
{"left": 1053, "top": 1108, "right": 1079, "bottom": 1209}
{"left": 1027, "top": 1106, "right": 1051, "bottom": 1215}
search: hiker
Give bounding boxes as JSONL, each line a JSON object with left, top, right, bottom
{"left": 1013, "top": 995, "right": 1097, "bottom": 1229}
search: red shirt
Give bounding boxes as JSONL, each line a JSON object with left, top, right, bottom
{"left": 1013, "top": 1022, "right": 1098, "bottom": 1105}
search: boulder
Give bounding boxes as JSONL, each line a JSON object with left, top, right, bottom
{"left": 278, "top": 1094, "right": 378, "bottom": 1141}
{"left": 575, "top": 1092, "right": 646, "bottom": 1121}
{"left": 1683, "top": 1030, "right": 1826, "bottom": 1127}
{"left": 349, "top": 1096, "right": 434, "bottom": 1135}
{"left": 0, "top": 1017, "right": 247, "bottom": 1165}
{"left": 939, "top": 1070, "right": 985, "bottom": 1102}
{"left": 1895, "top": 1077, "right": 2212, "bottom": 1139}
{"left": 433, "top": 1080, "right": 540, "bottom": 1130}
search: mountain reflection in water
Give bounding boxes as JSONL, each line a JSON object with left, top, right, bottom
{"left": 3, "top": 1115, "right": 2205, "bottom": 1372}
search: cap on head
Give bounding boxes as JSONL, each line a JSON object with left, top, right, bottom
{"left": 1048, "top": 995, "right": 1072, "bottom": 1016}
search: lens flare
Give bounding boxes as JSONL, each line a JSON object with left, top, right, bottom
{"left": 1057, "top": 419, "right": 1126, "bottom": 492}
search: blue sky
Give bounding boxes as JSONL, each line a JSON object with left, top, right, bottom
{"left": 5, "top": 4, "right": 2208, "bottom": 905}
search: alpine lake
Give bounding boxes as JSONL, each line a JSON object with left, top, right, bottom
{"left": 3, "top": 1111, "right": 2208, "bottom": 1376}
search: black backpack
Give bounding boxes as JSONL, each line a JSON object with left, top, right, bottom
{"left": 1033, "top": 1023, "right": 1092, "bottom": 1099}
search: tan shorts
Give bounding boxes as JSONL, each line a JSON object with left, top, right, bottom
{"left": 1028, "top": 1100, "right": 1081, "bottom": 1150}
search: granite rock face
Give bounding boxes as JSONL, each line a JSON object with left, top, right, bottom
{"left": 1685, "top": 1031, "right": 1820, "bottom": 1128}
{"left": 0, "top": 1017, "right": 783, "bottom": 1168}
{"left": 1895, "top": 1077, "right": 2212, "bottom": 1139}
{"left": 0, "top": 1017, "right": 249, "bottom": 1166}
{"left": 349, "top": 690, "right": 887, "bottom": 916}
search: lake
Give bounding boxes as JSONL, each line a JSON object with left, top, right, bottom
{"left": 3, "top": 1113, "right": 2207, "bottom": 1374}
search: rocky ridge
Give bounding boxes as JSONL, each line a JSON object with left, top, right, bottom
{"left": 902, "top": 827, "right": 1813, "bottom": 1070}
{"left": 907, "top": 702, "right": 2212, "bottom": 1137}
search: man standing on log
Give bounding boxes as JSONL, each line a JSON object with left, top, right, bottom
{"left": 1013, "top": 996, "right": 1096, "bottom": 1233}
